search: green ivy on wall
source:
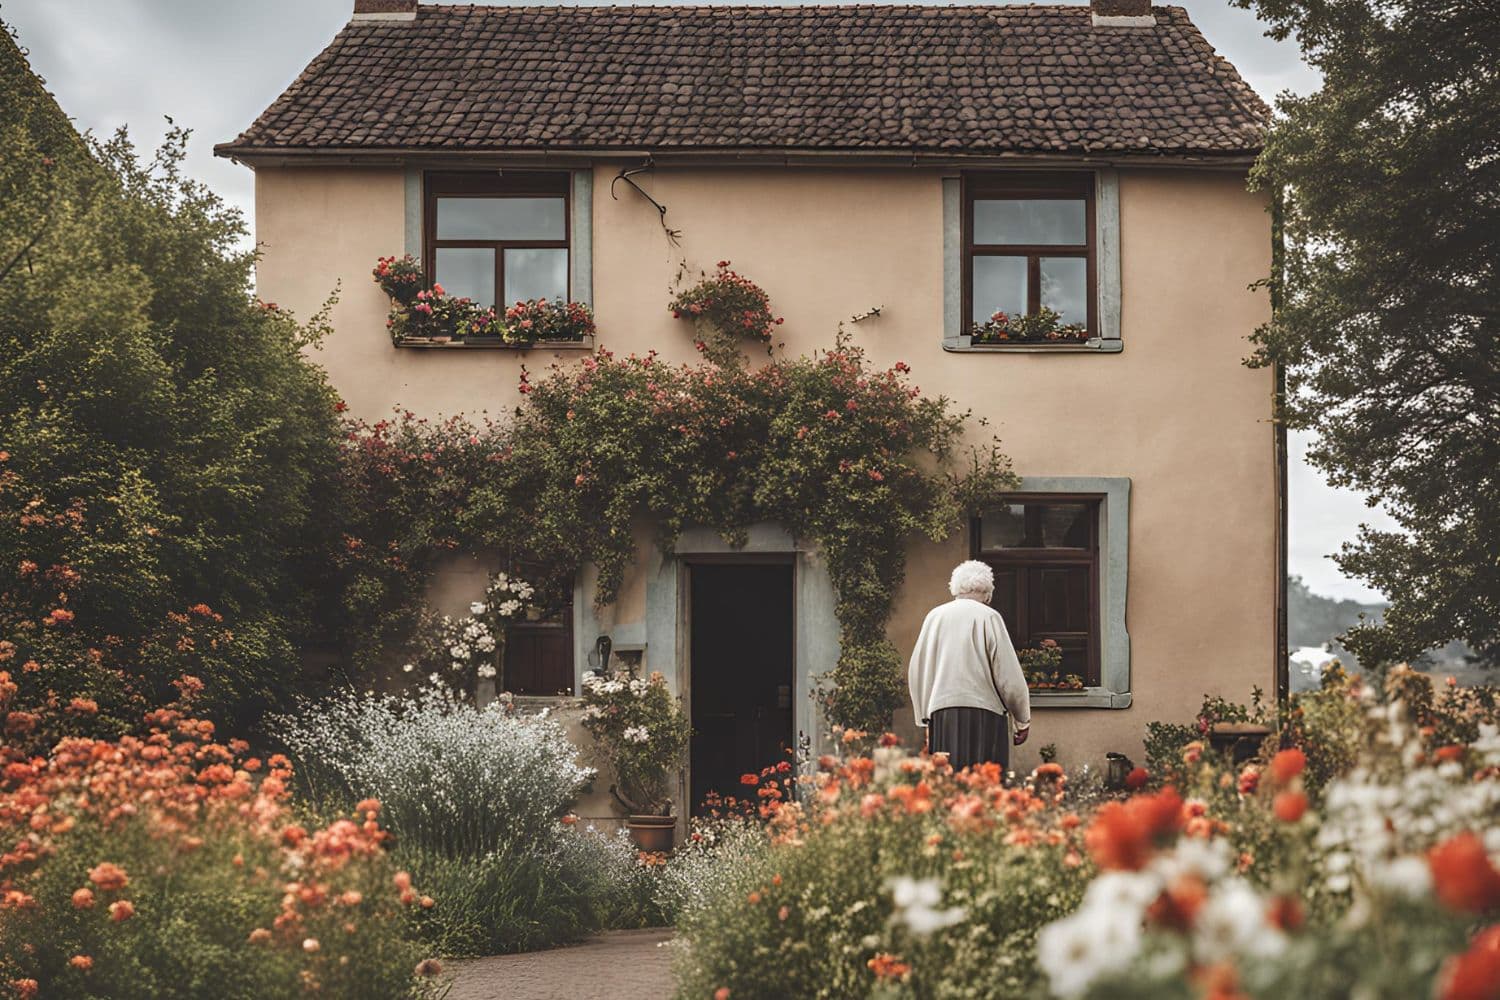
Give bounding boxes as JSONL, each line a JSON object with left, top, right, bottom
{"left": 338, "top": 331, "right": 1016, "bottom": 732}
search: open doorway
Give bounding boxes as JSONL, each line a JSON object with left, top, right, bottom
{"left": 688, "top": 561, "right": 795, "bottom": 814}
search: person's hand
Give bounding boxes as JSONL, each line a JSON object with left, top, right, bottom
{"left": 1013, "top": 725, "right": 1030, "bottom": 747}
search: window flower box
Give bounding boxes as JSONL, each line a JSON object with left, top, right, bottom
{"left": 376, "top": 255, "right": 594, "bottom": 348}
{"left": 971, "top": 307, "right": 1088, "bottom": 346}
{"left": 1018, "top": 639, "right": 1087, "bottom": 692}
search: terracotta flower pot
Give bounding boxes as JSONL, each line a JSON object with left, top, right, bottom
{"left": 626, "top": 814, "right": 676, "bottom": 853}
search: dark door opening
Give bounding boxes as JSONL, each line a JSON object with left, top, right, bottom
{"left": 689, "top": 562, "right": 794, "bottom": 815}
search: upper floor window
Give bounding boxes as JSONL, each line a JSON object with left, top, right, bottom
{"left": 424, "top": 171, "right": 570, "bottom": 308}
{"left": 965, "top": 173, "right": 1094, "bottom": 337}
{"left": 973, "top": 495, "right": 1102, "bottom": 687}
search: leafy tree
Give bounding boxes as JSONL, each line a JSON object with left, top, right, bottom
{"left": 1237, "top": 0, "right": 1500, "bottom": 666}
{"left": 0, "top": 23, "right": 345, "bottom": 734}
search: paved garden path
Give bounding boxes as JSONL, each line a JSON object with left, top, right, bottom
{"left": 446, "top": 928, "right": 676, "bottom": 1000}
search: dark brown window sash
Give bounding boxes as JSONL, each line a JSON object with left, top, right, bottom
{"left": 971, "top": 494, "right": 1104, "bottom": 687}
{"left": 422, "top": 171, "right": 572, "bottom": 307}
{"left": 962, "top": 172, "right": 1097, "bottom": 336}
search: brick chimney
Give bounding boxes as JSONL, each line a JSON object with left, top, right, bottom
{"left": 1091, "top": 0, "right": 1156, "bottom": 26}
{"left": 353, "top": 0, "right": 417, "bottom": 21}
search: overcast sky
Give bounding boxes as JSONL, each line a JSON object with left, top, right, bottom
{"left": 2, "top": 0, "right": 1398, "bottom": 602}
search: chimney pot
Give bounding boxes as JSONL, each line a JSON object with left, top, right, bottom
{"left": 1091, "top": 0, "right": 1156, "bottom": 26}
{"left": 353, "top": 0, "right": 417, "bottom": 21}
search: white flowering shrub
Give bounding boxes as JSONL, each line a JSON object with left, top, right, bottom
{"left": 408, "top": 572, "right": 536, "bottom": 692}
{"left": 579, "top": 669, "right": 690, "bottom": 814}
{"left": 275, "top": 680, "right": 594, "bottom": 858}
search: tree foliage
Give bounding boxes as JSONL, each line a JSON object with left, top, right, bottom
{"left": 1237, "top": 0, "right": 1500, "bottom": 666}
{"left": 0, "top": 23, "right": 345, "bottom": 734}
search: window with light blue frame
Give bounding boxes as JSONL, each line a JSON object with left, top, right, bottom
{"left": 406, "top": 168, "right": 593, "bottom": 311}
{"left": 973, "top": 477, "right": 1132, "bottom": 708}
{"left": 944, "top": 171, "right": 1122, "bottom": 353}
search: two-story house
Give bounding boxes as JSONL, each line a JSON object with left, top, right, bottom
{"left": 219, "top": 0, "right": 1281, "bottom": 811}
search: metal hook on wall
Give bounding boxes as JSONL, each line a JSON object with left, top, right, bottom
{"left": 610, "top": 158, "right": 683, "bottom": 246}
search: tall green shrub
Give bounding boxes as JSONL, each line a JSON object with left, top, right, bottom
{"left": 0, "top": 24, "right": 344, "bottom": 733}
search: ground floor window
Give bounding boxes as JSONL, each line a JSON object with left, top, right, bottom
{"left": 502, "top": 559, "right": 574, "bottom": 696}
{"left": 972, "top": 495, "right": 1103, "bottom": 687}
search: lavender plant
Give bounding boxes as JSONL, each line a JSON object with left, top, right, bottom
{"left": 275, "top": 680, "right": 594, "bottom": 858}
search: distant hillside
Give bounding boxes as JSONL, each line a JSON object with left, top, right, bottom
{"left": 1288, "top": 575, "right": 1488, "bottom": 688}
{"left": 1288, "top": 575, "right": 1385, "bottom": 651}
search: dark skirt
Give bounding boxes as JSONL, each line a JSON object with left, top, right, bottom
{"left": 929, "top": 706, "right": 1009, "bottom": 772}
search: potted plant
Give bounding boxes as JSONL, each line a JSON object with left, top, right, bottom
{"left": 372, "top": 254, "right": 425, "bottom": 306}
{"left": 1019, "top": 638, "right": 1086, "bottom": 691}
{"left": 501, "top": 297, "right": 596, "bottom": 344}
{"left": 580, "top": 668, "right": 691, "bottom": 851}
{"left": 461, "top": 306, "right": 503, "bottom": 341}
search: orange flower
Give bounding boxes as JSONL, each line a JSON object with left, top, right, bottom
{"left": 1125, "top": 766, "right": 1150, "bottom": 790}
{"left": 1266, "top": 895, "right": 1304, "bottom": 932}
{"left": 1145, "top": 874, "right": 1207, "bottom": 931}
{"left": 416, "top": 959, "right": 444, "bottom": 978}
{"left": 1429, "top": 833, "right": 1500, "bottom": 913}
{"left": 1272, "top": 791, "right": 1307, "bottom": 823}
{"left": 393, "top": 870, "right": 412, "bottom": 892}
{"left": 71, "top": 887, "right": 96, "bottom": 909}
{"left": 66, "top": 697, "right": 99, "bottom": 715}
{"left": 355, "top": 797, "right": 381, "bottom": 815}
{"left": 1435, "top": 745, "right": 1466, "bottom": 763}
{"left": 109, "top": 899, "right": 135, "bottom": 922}
{"left": 747, "top": 891, "right": 762, "bottom": 905}
{"left": 1269, "top": 748, "right": 1307, "bottom": 784}
{"left": 8, "top": 980, "right": 37, "bottom": 1000}
{"left": 420, "top": 895, "right": 434, "bottom": 909}
{"left": 740, "top": 773, "right": 759, "bottom": 786}
{"left": 867, "top": 953, "right": 911, "bottom": 981}
{"left": 69, "top": 955, "right": 93, "bottom": 970}
{"left": 714, "top": 990, "right": 731, "bottom": 1000}
{"left": 1085, "top": 788, "right": 1184, "bottom": 871}
{"left": 89, "top": 862, "right": 129, "bottom": 892}
{"left": 1438, "top": 924, "right": 1500, "bottom": 1000}
{"left": 248, "top": 928, "right": 273, "bottom": 945}
{"left": 339, "top": 890, "right": 363, "bottom": 907}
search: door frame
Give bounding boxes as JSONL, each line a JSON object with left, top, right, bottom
{"left": 682, "top": 554, "right": 797, "bottom": 813}
{"left": 572, "top": 523, "right": 842, "bottom": 822}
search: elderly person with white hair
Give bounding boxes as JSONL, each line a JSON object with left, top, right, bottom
{"left": 907, "top": 560, "right": 1031, "bottom": 770}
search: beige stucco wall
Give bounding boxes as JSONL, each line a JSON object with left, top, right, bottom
{"left": 255, "top": 162, "right": 1276, "bottom": 805}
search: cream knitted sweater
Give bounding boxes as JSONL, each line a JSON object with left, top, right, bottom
{"left": 907, "top": 597, "right": 1032, "bottom": 728}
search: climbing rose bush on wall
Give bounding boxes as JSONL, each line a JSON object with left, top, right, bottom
{"left": 668, "top": 261, "right": 785, "bottom": 365}
{"left": 332, "top": 331, "right": 1016, "bottom": 732}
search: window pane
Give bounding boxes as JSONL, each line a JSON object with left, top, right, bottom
{"left": 972, "top": 256, "right": 1027, "bottom": 324}
{"left": 434, "top": 247, "right": 494, "bottom": 306}
{"left": 974, "top": 198, "right": 1085, "bottom": 245}
{"left": 436, "top": 196, "right": 565, "bottom": 240}
{"left": 503, "top": 248, "right": 568, "bottom": 304}
{"left": 1031, "top": 566, "right": 1091, "bottom": 632}
{"left": 979, "top": 504, "right": 1028, "bottom": 550}
{"left": 1038, "top": 504, "right": 1092, "bottom": 548}
{"left": 980, "top": 502, "right": 1093, "bottom": 550}
{"left": 1041, "top": 257, "right": 1088, "bottom": 327}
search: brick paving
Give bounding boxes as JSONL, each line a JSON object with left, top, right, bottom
{"left": 445, "top": 928, "right": 676, "bottom": 1000}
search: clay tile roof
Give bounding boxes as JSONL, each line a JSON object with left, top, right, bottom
{"left": 216, "top": 4, "right": 1270, "bottom": 160}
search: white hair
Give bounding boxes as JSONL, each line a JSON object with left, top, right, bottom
{"left": 949, "top": 560, "right": 995, "bottom": 598}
